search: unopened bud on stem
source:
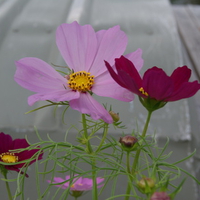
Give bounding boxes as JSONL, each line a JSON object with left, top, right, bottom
{"left": 109, "top": 111, "right": 120, "bottom": 122}
{"left": 150, "top": 192, "right": 170, "bottom": 200}
{"left": 137, "top": 177, "right": 155, "bottom": 193}
{"left": 119, "top": 135, "right": 138, "bottom": 152}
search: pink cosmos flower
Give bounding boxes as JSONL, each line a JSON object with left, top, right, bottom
{"left": 0, "top": 132, "right": 43, "bottom": 177}
{"left": 105, "top": 56, "right": 200, "bottom": 102}
{"left": 47, "top": 175, "right": 104, "bottom": 191}
{"left": 150, "top": 191, "right": 170, "bottom": 200}
{"left": 14, "top": 21, "right": 143, "bottom": 123}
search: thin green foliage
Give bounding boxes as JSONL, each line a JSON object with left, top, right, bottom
{"left": 2, "top": 105, "right": 199, "bottom": 200}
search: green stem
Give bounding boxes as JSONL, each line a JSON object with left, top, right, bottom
{"left": 124, "top": 111, "right": 153, "bottom": 200}
{"left": 92, "top": 162, "right": 98, "bottom": 200}
{"left": 125, "top": 151, "right": 136, "bottom": 200}
{"left": 81, "top": 114, "right": 97, "bottom": 199}
{"left": 131, "top": 111, "right": 152, "bottom": 174}
{"left": 95, "top": 123, "right": 108, "bottom": 153}
{"left": 126, "top": 152, "right": 131, "bottom": 174}
{"left": 82, "top": 114, "right": 93, "bottom": 153}
{"left": 3, "top": 172, "right": 13, "bottom": 200}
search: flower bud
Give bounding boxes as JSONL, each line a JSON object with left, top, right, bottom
{"left": 77, "top": 137, "right": 87, "bottom": 145}
{"left": 119, "top": 135, "right": 138, "bottom": 152}
{"left": 70, "top": 191, "right": 84, "bottom": 198}
{"left": 150, "top": 192, "right": 170, "bottom": 200}
{"left": 137, "top": 177, "right": 155, "bottom": 193}
{"left": 109, "top": 111, "right": 120, "bottom": 122}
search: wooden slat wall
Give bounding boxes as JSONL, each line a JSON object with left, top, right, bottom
{"left": 173, "top": 6, "right": 200, "bottom": 199}
{"left": 173, "top": 5, "right": 200, "bottom": 80}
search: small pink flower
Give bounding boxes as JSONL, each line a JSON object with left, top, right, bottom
{"left": 150, "top": 191, "right": 170, "bottom": 200}
{"left": 0, "top": 132, "right": 43, "bottom": 177}
{"left": 47, "top": 175, "right": 104, "bottom": 191}
{"left": 14, "top": 21, "right": 143, "bottom": 123}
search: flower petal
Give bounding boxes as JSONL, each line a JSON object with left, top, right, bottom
{"left": 90, "top": 25, "right": 128, "bottom": 76}
{"left": 92, "top": 70, "right": 134, "bottom": 102}
{"left": 81, "top": 178, "right": 92, "bottom": 185}
{"left": 143, "top": 67, "right": 174, "bottom": 100}
{"left": 72, "top": 183, "right": 92, "bottom": 191}
{"left": 170, "top": 66, "right": 191, "bottom": 90}
{"left": 53, "top": 177, "right": 66, "bottom": 183}
{"left": 110, "top": 56, "right": 143, "bottom": 95}
{"left": 115, "top": 56, "right": 141, "bottom": 82}
{"left": 47, "top": 177, "right": 69, "bottom": 189}
{"left": 96, "top": 177, "right": 105, "bottom": 184}
{"left": 0, "top": 132, "right": 12, "bottom": 153}
{"left": 14, "top": 148, "right": 43, "bottom": 169}
{"left": 48, "top": 176, "right": 104, "bottom": 191}
{"left": 69, "top": 93, "right": 113, "bottom": 123}
{"left": 27, "top": 90, "right": 80, "bottom": 106}
{"left": 124, "top": 48, "right": 144, "bottom": 71}
{"left": 72, "top": 177, "right": 104, "bottom": 191}
{"left": 17, "top": 149, "right": 42, "bottom": 161}
{"left": 14, "top": 57, "right": 67, "bottom": 93}
{"left": 12, "top": 139, "right": 29, "bottom": 150}
{"left": 56, "top": 21, "right": 97, "bottom": 72}
{"left": 166, "top": 81, "right": 200, "bottom": 101}
{"left": 105, "top": 60, "right": 128, "bottom": 89}
{"left": 117, "top": 69, "right": 143, "bottom": 96}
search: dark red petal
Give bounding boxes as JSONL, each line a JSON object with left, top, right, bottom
{"left": 106, "top": 56, "right": 143, "bottom": 96}
{"left": 166, "top": 81, "right": 200, "bottom": 101}
{"left": 170, "top": 66, "right": 191, "bottom": 90}
{"left": 0, "top": 132, "right": 13, "bottom": 153}
{"left": 12, "top": 138, "right": 29, "bottom": 150}
{"left": 115, "top": 56, "right": 142, "bottom": 86}
{"left": 105, "top": 60, "right": 127, "bottom": 88}
{"left": 18, "top": 149, "right": 43, "bottom": 161}
{"left": 116, "top": 68, "right": 143, "bottom": 96}
{"left": 143, "top": 67, "right": 174, "bottom": 100}
{"left": 14, "top": 150, "right": 43, "bottom": 169}
{"left": 106, "top": 56, "right": 143, "bottom": 95}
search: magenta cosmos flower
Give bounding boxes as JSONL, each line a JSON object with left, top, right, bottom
{"left": 14, "top": 21, "right": 143, "bottom": 123}
{"left": 0, "top": 132, "right": 43, "bottom": 177}
{"left": 105, "top": 56, "right": 200, "bottom": 109}
{"left": 48, "top": 175, "right": 104, "bottom": 191}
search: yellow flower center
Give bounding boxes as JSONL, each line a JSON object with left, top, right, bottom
{"left": 139, "top": 87, "right": 148, "bottom": 96}
{"left": 0, "top": 152, "right": 18, "bottom": 163}
{"left": 71, "top": 183, "right": 83, "bottom": 189}
{"left": 68, "top": 71, "right": 95, "bottom": 92}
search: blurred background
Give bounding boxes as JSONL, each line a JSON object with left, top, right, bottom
{"left": 171, "top": 0, "right": 200, "bottom": 4}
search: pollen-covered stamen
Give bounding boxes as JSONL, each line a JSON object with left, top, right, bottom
{"left": 0, "top": 152, "right": 19, "bottom": 163}
{"left": 139, "top": 87, "right": 148, "bottom": 96}
{"left": 70, "top": 183, "right": 83, "bottom": 189}
{"left": 68, "top": 71, "right": 95, "bottom": 92}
